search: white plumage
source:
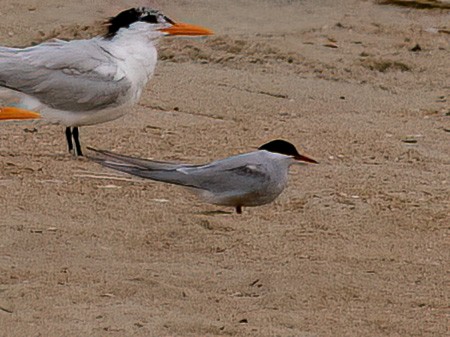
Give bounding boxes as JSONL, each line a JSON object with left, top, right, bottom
{"left": 0, "top": 7, "right": 213, "bottom": 155}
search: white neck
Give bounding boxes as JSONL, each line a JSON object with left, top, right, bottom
{"left": 98, "top": 23, "right": 161, "bottom": 104}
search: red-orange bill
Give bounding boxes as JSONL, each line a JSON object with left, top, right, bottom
{"left": 295, "top": 154, "right": 318, "bottom": 164}
{"left": 159, "top": 22, "right": 213, "bottom": 36}
{"left": 0, "top": 107, "right": 41, "bottom": 120}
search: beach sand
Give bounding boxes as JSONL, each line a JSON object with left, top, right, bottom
{"left": 0, "top": 1, "right": 448, "bottom": 336}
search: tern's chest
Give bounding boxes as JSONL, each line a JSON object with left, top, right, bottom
{"left": 112, "top": 41, "right": 158, "bottom": 94}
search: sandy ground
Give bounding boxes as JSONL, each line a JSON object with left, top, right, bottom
{"left": 0, "top": 0, "right": 449, "bottom": 336}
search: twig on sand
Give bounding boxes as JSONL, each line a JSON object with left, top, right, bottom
{"left": 74, "top": 173, "right": 141, "bottom": 183}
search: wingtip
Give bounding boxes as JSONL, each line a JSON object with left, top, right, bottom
{"left": 86, "top": 146, "right": 112, "bottom": 156}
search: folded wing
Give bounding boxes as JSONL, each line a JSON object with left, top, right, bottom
{"left": 88, "top": 148, "right": 270, "bottom": 193}
{"left": 0, "top": 39, "right": 131, "bottom": 112}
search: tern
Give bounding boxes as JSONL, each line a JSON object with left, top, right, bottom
{"left": 88, "top": 139, "right": 318, "bottom": 214}
{"left": 0, "top": 7, "right": 213, "bottom": 155}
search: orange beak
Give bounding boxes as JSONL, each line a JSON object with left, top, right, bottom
{"left": 0, "top": 107, "right": 41, "bottom": 120}
{"left": 295, "top": 154, "right": 318, "bottom": 164}
{"left": 159, "top": 22, "right": 213, "bottom": 36}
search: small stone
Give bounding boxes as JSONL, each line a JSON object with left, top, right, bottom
{"left": 323, "top": 43, "right": 338, "bottom": 49}
{"left": 410, "top": 44, "right": 421, "bottom": 52}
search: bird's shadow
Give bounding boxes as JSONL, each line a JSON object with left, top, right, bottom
{"left": 195, "top": 210, "right": 234, "bottom": 215}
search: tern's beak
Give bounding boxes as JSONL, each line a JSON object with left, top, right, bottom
{"left": 294, "top": 154, "right": 318, "bottom": 164}
{"left": 159, "top": 22, "right": 214, "bottom": 36}
{"left": 0, "top": 107, "right": 41, "bottom": 120}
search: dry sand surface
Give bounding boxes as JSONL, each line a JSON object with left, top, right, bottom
{"left": 0, "top": 0, "right": 449, "bottom": 336}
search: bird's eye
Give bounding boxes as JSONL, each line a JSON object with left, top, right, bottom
{"left": 141, "top": 13, "right": 158, "bottom": 24}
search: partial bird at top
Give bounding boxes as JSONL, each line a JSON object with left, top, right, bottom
{"left": 0, "top": 7, "right": 213, "bottom": 156}
{"left": 88, "top": 139, "right": 318, "bottom": 214}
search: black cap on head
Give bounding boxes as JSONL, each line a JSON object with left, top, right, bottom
{"left": 258, "top": 139, "right": 300, "bottom": 156}
{"left": 105, "top": 7, "right": 174, "bottom": 38}
{"left": 258, "top": 139, "right": 318, "bottom": 163}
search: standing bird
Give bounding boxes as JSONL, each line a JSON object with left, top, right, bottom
{"left": 0, "top": 7, "right": 213, "bottom": 155}
{"left": 88, "top": 139, "right": 318, "bottom": 214}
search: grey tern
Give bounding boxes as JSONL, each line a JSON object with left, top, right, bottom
{"left": 88, "top": 139, "right": 318, "bottom": 214}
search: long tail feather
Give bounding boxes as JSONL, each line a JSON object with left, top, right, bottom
{"left": 87, "top": 147, "right": 201, "bottom": 189}
{"left": 87, "top": 146, "right": 183, "bottom": 170}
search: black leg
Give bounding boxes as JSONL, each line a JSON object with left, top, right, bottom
{"left": 72, "top": 127, "right": 83, "bottom": 156}
{"left": 65, "top": 127, "right": 73, "bottom": 153}
{"left": 65, "top": 127, "right": 83, "bottom": 156}
{"left": 236, "top": 205, "right": 242, "bottom": 214}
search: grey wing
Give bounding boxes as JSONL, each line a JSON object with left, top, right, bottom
{"left": 181, "top": 162, "right": 270, "bottom": 194}
{"left": 87, "top": 147, "right": 202, "bottom": 188}
{"left": 0, "top": 39, "right": 131, "bottom": 111}
{"left": 87, "top": 148, "right": 269, "bottom": 192}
